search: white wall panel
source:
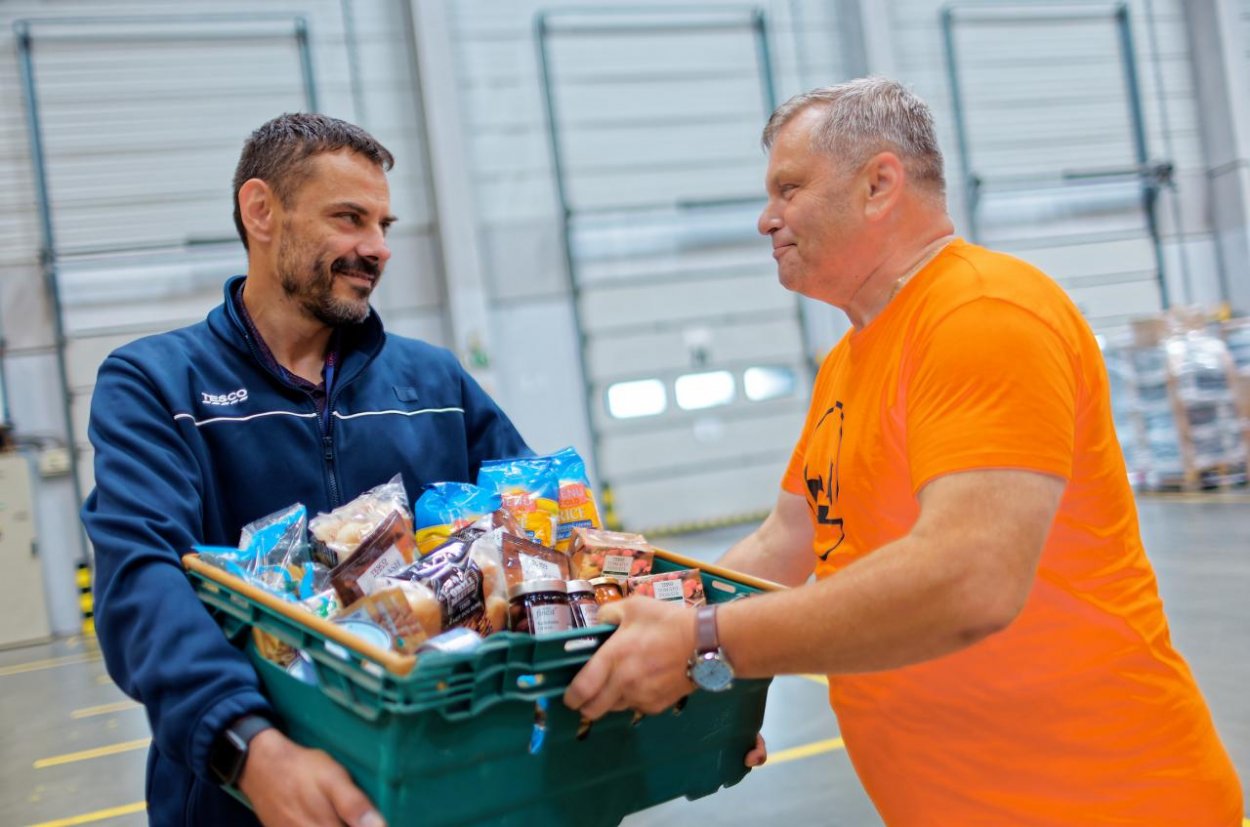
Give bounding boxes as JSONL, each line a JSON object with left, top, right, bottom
{"left": 891, "top": 0, "right": 1218, "bottom": 320}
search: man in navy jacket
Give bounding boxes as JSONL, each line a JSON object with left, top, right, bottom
{"left": 81, "top": 114, "right": 529, "bottom": 826}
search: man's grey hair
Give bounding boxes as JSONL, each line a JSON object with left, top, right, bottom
{"left": 762, "top": 77, "right": 945, "bottom": 194}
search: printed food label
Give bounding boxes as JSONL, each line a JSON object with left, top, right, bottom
{"left": 652, "top": 579, "right": 684, "bottom": 602}
{"left": 602, "top": 554, "right": 633, "bottom": 577}
{"left": 530, "top": 603, "right": 573, "bottom": 635}
{"left": 356, "top": 547, "right": 406, "bottom": 593}
{"left": 519, "top": 554, "right": 563, "bottom": 581}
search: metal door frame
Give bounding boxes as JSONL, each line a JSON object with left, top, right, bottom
{"left": 14, "top": 13, "right": 319, "bottom": 560}
{"left": 940, "top": 1, "right": 1176, "bottom": 308}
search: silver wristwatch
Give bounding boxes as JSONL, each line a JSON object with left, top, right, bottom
{"left": 686, "top": 604, "right": 735, "bottom": 692}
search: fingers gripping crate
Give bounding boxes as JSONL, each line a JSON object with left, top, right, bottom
{"left": 184, "top": 549, "right": 776, "bottom": 827}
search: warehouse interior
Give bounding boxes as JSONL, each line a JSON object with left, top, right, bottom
{"left": 0, "top": 0, "right": 1248, "bottom": 825}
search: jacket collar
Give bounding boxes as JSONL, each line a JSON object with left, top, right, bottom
{"left": 208, "top": 274, "right": 385, "bottom": 389}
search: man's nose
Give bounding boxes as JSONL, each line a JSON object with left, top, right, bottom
{"left": 360, "top": 229, "right": 391, "bottom": 267}
{"left": 758, "top": 204, "right": 779, "bottom": 236}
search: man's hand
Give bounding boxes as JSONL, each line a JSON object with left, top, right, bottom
{"left": 564, "top": 597, "right": 696, "bottom": 720}
{"left": 238, "top": 728, "right": 384, "bottom": 827}
{"left": 745, "top": 733, "right": 767, "bottom": 767}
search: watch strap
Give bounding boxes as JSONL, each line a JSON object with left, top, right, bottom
{"left": 228, "top": 713, "right": 273, "bottom": 746}
{"left": 694, "top": 604, "right": 719, "bottom": 655}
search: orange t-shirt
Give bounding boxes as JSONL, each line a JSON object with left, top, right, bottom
{"left": 782, "top": 239, "right": 1243, "bottom": 825}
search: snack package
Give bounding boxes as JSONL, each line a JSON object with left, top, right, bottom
{"left": 196, "top": 503, "right": 327, "bottom": 603}
{"left": 329, "top": 509, "right": 418, "bottom": 605}
{"left": 338, "top": 587, "right": 434, "bottom": 654}
{"left": 383, "top": 530, "right": 507, "bottom": 637}
{"left": 569, "top": 527, "right": 654, "bottom": 581}
{"left": 501, "top": 532, "right": 572, "bottom": 588}
{"left": 544, "top": 447, "right": 603, "bottom": 552}
{"left": 414, "top": 482, "right": 503, "bottom": 555}
{"left": 476, "top": 458, "right": 560, "bottom": 548}
{"left": 310, "top": 475, "right": 410, "bottom": 566}
{"left": 627, "top": 568, "right": 706, "bottom": 607}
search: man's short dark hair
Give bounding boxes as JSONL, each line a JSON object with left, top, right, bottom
{"left": 231, "top": 113, "right": 395, "bottom": 250}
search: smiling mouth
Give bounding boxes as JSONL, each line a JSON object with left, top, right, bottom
{"left": 772, "top": 244, "right": 794, "bottom": 260}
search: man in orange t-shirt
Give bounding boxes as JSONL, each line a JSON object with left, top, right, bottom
{"left": 566, "top": 77, "right": 1243, "bottom": 824}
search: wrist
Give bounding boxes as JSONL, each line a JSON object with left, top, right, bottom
{"left": 209, "top": 713, "right": 274, "bottom": 787}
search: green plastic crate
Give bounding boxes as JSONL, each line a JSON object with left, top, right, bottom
{"left": 185, "top": 549, "right": 774, "bottom": 827}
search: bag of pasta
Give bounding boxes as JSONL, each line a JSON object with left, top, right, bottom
{"left": 476, "top": 458, "right": 560, "bottom": 548}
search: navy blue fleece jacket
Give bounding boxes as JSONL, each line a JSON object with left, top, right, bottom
{"left": 81, "top": 276, "right": 529, "bottom": 825}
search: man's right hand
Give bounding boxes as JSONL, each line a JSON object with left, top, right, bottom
{"left": 238, "top": 729, "right": 385, "bottom": 827}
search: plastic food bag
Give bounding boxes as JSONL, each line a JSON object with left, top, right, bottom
{"left": 310, "top": 475, "right": 411, "bottom": 566}
{"left": 329, "top": 509, "right": 418, "bottom": 605}
{"left": 197, "top": 503, "right": 324, "bottom": 602}
{"left": 544, "top": 447, "right": 603, "bottom": 552}
{"left": 501, "top": 532, "right": 571, "bottom": 588}
{"left": 414, "top": 482, "right": 504, "bottom": 555}
{"left": 476, "top": 458, "right": 560, "bottom": 548}
{"left": 627, "top": 569, "right": 706, "bottom": 607}
{"left": 569, "top": 527, "right": 654, "bottom": 581}
{"left": 383, "top": 529, "right": 507, "bottom": 637}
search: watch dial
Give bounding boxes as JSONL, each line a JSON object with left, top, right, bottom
{"left": 693, "top": 656, "right": 734, "bottom": 691}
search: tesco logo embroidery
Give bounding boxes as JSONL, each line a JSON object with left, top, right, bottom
{"left": 201, "top": 388, "right": 249, "bottom": 406}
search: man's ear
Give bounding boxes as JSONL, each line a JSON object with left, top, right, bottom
{"left": 238, "top": 178, "right": 278, "bottom": 246}
{"left": 863, "top": 152, "right": 905, "bottom": 222}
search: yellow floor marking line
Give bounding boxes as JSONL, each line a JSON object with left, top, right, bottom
{"left": 34, "top": 738, "right": 150, "bottom": 769}
{"left": 765, "top": 737, "right": 845, "bottom": 766}
{"left": 0, "top": 652, "right": 101, "bottom": 678}
{"left": 799, "top": 673, "right": 828, "bottom": 686}
{"left": 70, "top": 700, "right": 141, "bottom": 719}
{"left": 24, "top": 801, "right": 145, "bottom": 827}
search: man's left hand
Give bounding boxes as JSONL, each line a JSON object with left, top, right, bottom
{"left": 563, "top": 596, "right": 696, "bottom": 720}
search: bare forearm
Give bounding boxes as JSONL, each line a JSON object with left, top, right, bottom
{"left": 718, "top": 507, "right": 814, "bottom": 587}
{"left": 718, "top": 534, "right": 1014, "bottom": 677}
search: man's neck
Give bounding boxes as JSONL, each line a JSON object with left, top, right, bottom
{"left": 845, "top": 218, "right": 956, "bottom": 329}
{"left": 240, "top": 278, "right": 334, "bottom": 385}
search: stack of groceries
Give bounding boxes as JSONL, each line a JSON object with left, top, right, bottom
{"left": 193, "top": 447, "right": 709, "bottom": 683}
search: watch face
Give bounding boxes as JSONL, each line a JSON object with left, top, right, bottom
{"left": 691, "top": 653, "right": 734, "bottom": 692}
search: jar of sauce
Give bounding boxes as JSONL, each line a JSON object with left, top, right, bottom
{"left": 566, "top": 580, "right": 600, "bottom": 627}
{"left": 589, "top": 576, "right": 624, "bottom": 606}
{"left": 508, "top": 579, "right": 572, "bottom": 635}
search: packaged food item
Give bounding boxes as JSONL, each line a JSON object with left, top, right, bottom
{"left": 501, "top": 533, "right": 571, "bottom": 588}
{"left": 566, "top": 580, "right": 600, "bottom": 627}
{"left": 253, "top": 627, "right": 297, "bottom": 667}
{"left": 334, "top": 618, "right": 394, "bottom": 652}
{"left": 544, "top": 447, "right": 603, "bottom": 552}
{"left": 197, "top": 502, "right": 327, "bottom": 604}
{"left": 590, "top": 576, "right": 624, "bottom": 606}
{"left": 414, "top": 482, "right": 504, "bottom": 555}
{"left": 385, "top": 533, "right": 504, "bottom": 637}
{"left": 508, "top": 579, "right": 573, "bottom": 635}
{"left": 328, "top": 509, "right": 418, "bottom": 605}
{"left": 627, "top": 568, "right": 706, "bottom": 607}
{"left": 477, "top": 458, "right": 560, "bottom": 548}
{"left": 310, "top": 475, "right": 410, "bottom": 566}
{"left": 338, "top": 587, "right": 433, "bottom": 654}
{"left": 417, "top": 627, "right": 486, "bottom": 655}
{"left": 569, "top": 527, "right": 655, "bottom": 581}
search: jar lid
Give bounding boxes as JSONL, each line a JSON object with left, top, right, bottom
{"left": 508, "top": 578, "right": 569, "bottom": 599}
{"left": 589, "top": 576, "right": 624, "bottom": 588}
{"left": 566, "top": 579, "right": 594, "bottom": 594}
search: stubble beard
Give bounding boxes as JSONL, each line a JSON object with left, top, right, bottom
{"left": 277, "top": 234, "right": 376, "bottom": 327}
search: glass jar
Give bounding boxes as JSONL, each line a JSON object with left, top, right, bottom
{"left": 566, "top": 580, "right": 600, "bottom": 627}
{"left": 589, "top": 576, "right": 624, "bottom": 606}
{"left": 508, "top": 579, "right": 572, "bottom": 635}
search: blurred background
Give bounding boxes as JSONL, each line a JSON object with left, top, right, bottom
{"left": 0, "top": 1, "right": 1247, "bottom": 825}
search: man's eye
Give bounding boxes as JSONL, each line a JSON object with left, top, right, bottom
{"left": 338, "top": 213, "right": 362, "bottom": 224}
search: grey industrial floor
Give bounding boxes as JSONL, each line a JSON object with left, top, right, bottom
{"left": 1, "top": 495, "right": 1247, "bottom": 827}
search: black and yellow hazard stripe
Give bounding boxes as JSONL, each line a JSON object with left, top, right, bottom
{"left": 76, "top": 561, "right": 94, "bottom": 637}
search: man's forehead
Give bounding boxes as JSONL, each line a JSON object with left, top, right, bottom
{"left": 298, "top": 150, "right": 389, "bottom": 201}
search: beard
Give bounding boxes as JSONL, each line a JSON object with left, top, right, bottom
{"left": 276, "top": 232, "right": 381, "bottom": 327}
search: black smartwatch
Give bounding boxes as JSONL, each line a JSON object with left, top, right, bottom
{"left": 208, "top": 714, "right": 273, "bottom": 786}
